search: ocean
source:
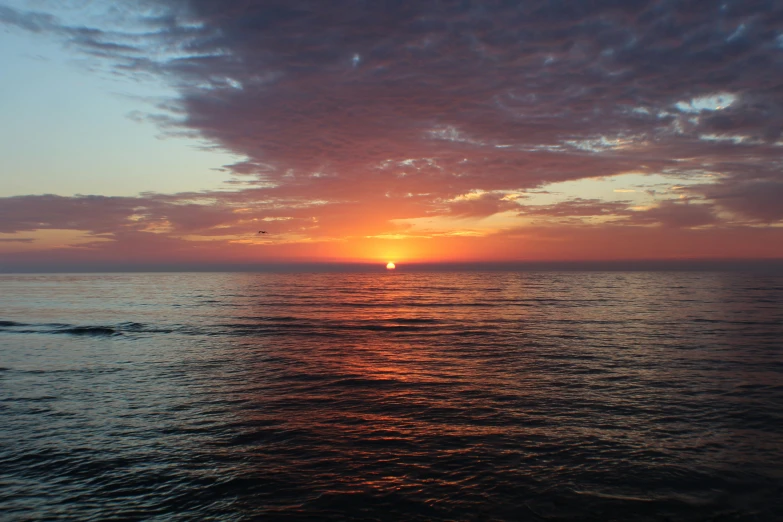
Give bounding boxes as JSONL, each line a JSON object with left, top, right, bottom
{"left": 1, "top": 271, "right": 782, "bottom": 520}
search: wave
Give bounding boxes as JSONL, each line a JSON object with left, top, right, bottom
{"left": 0, "top": 320, "right": 187, "bottom": 337}
{"left": 53, "top": 326, "right": 120, "bottom": 336}
{"left": 0, "top": 320, "right": 27, "bottom": 327}
{"left": 1, "top": 321, "right": 132, "bottom": 337}
{"left": 0, "top": 318, "right": 459, "bottom": 339}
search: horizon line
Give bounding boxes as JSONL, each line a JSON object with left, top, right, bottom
{"left": 2, "top": 258, "right": 783, "bottom": 274}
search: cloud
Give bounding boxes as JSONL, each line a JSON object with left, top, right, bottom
{"left": 1, "top": 0, "right": 782, "bottom": 262}
{"left": 0, "top": 4, "right": 57, "bottom": 33}
{"left": 446, "top": 192, "right": 522, "bottom": 218}
{"left": 519, "top": 198, "right": 632, "bottom": 219}
{"left": 0, "top": 195, "right": 144, "bottom": 234}
{"left": 622, "top": 200, "right": 720, "bottom": 228}
{"left": 693, "top": 179, "right": 783, "bottom": 223}
{"left": 0, "top": 237, "right": 34, "bottom": 243}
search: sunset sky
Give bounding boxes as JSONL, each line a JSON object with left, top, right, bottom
{"left": 2, "top": 0, "right": 783, "bottom": 269}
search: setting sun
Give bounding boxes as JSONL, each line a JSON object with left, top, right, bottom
{"left": 386, "top": 262, "right": 396, "bottom": 270}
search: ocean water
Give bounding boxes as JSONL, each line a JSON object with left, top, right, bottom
{"left": 1, "top": 271, "right": 782, "bottom": 521}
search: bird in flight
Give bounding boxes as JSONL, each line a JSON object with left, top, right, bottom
{"left": 258, "top": 230, "right": 267, "bottom": 234}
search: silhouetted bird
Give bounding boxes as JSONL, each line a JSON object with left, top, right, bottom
{"left": 258, "top": 231, "right": 267, "bottom": 234}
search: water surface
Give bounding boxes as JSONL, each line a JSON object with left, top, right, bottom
{"left": 1, "top": 271, "right": 782, "bottom": 520}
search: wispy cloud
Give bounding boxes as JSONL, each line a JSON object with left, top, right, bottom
{"left": 0, "top": 237, "right": 34, "bottom": 243}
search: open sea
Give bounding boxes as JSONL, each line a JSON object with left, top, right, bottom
{"left": 1, "top": 271, "right": 782, "bottom": 521}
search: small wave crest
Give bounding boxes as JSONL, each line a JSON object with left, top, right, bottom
{"left": 54, "top": 326, "right": 120, "bottom": 336}
{"left": 0, "top": 321, "right": 162, "bottom": 337}
{"left": 0, "top": 320, "right": 26, "bottom": 327}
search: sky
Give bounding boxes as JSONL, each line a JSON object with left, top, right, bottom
{"left": 1, "top": 0, "right": 783, "bottom": 269}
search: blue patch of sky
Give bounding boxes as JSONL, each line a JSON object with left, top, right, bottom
{"left": 0, "top": 3, "right": 242, "bottom": 197}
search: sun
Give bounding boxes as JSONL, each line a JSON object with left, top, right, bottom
{"left": 386, "top": 262, "right": 396, "bottom": 270}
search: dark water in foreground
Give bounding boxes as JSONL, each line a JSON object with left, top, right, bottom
{"left": 1, "top": 271, "right": 782, "bottom": 521}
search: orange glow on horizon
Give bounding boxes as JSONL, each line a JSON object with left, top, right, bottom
{"left": 5, "top": 222, "right": 783, "bottom": 266}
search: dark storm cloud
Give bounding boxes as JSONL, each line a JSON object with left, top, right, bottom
{"left": 2, "top": 0, "right": 783, "bottom": 235}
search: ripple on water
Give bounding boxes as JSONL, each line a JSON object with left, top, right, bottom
{"left": 0, "top": 271, "right": 782, "bottom": 520}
